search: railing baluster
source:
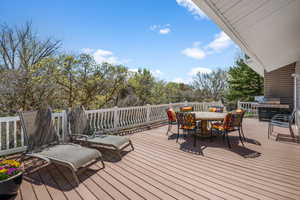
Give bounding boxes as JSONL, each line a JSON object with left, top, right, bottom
{"left": 6, "top": 121, "right": 9, "bottom": 150}
{"left": 13, "top": 120, "right": 17, "bottom": 148}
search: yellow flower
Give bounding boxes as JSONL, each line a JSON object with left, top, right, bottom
{"left": 1, "top": 160, "right": 21, "bottom": 168}
{"left": 0, "top": 168, "right": 8, "bottom": 173}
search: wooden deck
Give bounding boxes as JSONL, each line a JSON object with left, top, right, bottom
{"left": 16, "top": 119, "right": 300, "bottom": 200}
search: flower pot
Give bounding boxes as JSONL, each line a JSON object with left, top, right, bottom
{"left": 0, "top": 172, "right": 23, "bottom": 199}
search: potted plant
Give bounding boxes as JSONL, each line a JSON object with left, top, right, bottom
{"left": 0, "top": 158, "right": 23, "bottom": 199}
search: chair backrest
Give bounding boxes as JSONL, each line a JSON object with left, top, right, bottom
{"left": 166, "top": 108, "right": 176, "bottom": 122}
{"left": 180, "top": 106, "right": 193, "bottom": 112}
{"left": 67, "top": 106, "right": 93, "bottom": 137}
{"left": 175, "top": 112, "right": 184, "bottom": 127}
{"left": 19, "top": 108, "right": 59, "bottom": 153}
{"left": 222, "top": 113, "right": 234, "bottom": 130}
{"left": 182, "top": 113, "right": 196, "bottom": 129}
{"left": 209, "top": 106, "right": 224, "bottom": 113}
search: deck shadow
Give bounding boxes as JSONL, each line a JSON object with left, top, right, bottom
{"left": 179, "top": 134, "right": 261, "bottom": 158}
{"left": 96, "top": 147, "right": 132, "bottom": 162}
{"left": 23, "top": 163, "right": 102, "bottom": 191}
{"left": 275, "top": 133, "right": 300, "bottom": 144}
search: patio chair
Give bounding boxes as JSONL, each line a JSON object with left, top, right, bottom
{"left": 268, "top": 110, "right": 296, "bottom": 139}
{"left": 211, "top": 112, "right": 244, "bottom": 148}
{"left": 19, "top": 108, "right": 104, "bottom": 186}
{"left": 166, "top": 108, "right": 177, "bottom": 135}
{"left": 175, "top": 112, "right": 184, "bottom": 142}
{"left": 182, "top": 113, "right": 201, "bottom": 147}
{"left": 208, "top": 106, "right": 224, "bottom": 113}
{"left": 180, "top": 106, "right": 194, "bottom": 112}
{"left": 234, "top": 109, "right": 246, "bottom": 140}
{"left": 67, "top": 106, "right": 134, "bottom": 160}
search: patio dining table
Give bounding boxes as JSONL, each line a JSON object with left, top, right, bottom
{"left": 191, "top": 111, "right": 226, "bottom": 136}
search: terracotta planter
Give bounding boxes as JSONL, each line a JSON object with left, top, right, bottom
{"left": 0, "top": 172, "right": 23, "bottom": 199}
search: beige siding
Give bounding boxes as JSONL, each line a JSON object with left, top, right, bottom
{"left": 264, "top": 63, "right": 295, "bottom": 108}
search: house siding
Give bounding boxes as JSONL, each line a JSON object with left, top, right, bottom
{"left": 264, "top": 63, "right": 296, "bottom": 109}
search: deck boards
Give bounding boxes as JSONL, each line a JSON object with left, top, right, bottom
{"left": 16, "top": 119, "right": 300, "bottom": 200}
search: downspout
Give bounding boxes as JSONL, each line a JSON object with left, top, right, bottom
{"left": 292, "top": 73, "right": 299, "bottom": 136}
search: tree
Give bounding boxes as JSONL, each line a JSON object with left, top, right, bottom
{"left": 0, "top": 22, "right": 61, "bottom": 70}
{"left": 127, "top": 69, "right": 156, "bottom": 105}
{"left": 0, "top": 23, "right": 61, "bottom": 114}
{"left": 192, "top": 69, "right": 227, "bottom": 101}
{"left": 226, "top": 58, "right": 263, "bottom": 102}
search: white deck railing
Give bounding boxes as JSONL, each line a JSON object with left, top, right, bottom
{"left": 237, "top": 101, "right": 258, "bottom": 117}
{"left": 0, "top": 101, "right": 222, "bottom": 156}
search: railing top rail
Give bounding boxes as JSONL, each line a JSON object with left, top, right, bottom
{"left": 0, "top": 116, "right": 19, "bottom": 122}
{"left": 239, "top": 101, "right": 259, "bottom": 104}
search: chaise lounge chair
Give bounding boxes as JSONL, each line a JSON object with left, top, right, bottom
{"left": 19, "top": 108, "right": 104, "bottom": 186}
{"left": 67, "top": 106, "right": 134, "bottom": 160}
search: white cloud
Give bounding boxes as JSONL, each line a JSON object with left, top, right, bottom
{"left": 81, "top": 48, "right": 126, "bottom": 65}
{"left": 182, "top": 31, "right": 233, "bottom": 60}
{"left": 82, "top": 48, "right": 94, "bottom": 54}
{"left": 173, "top": 78, "right": 187, "bottom": 84}
{"left": 207, "top": 31, "right": 233, "bottom": 52}
{"left": 182, "top": 47, "right": 206, "bottom": 60}
{"left": 150, "top": 25, "right": 158, "bottom": 31}
{"left": 172, "top": 67, "right": 212, "bottom": 84}
{"left": 188, "top": 67, "right": 212, "bottom": 76}
{"left": 129, "top": 68, "right": 138, "bottom": 73}
{"left": 150, "top": 24, "right": 172, "bottom": 35}
{"left": 172, "top": 77, "right": 192, "bottom": 84}
{"left": 151, "top": 69, "right": 163, "bottom": 77}
{"left": 92, "top": 49, "right": 119, "bottom": 64}
{"left": 159, "top": 28, "right": 171, "bottom": 35}
{"left": 176, "top": 0, "right": 208, "bottom": 19}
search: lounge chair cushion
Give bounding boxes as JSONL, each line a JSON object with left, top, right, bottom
{"left": 85, "top": 135, "right": 130, "bottom": 148}
{"left": 37, "top": 144, "right": 101, "bottom": 169}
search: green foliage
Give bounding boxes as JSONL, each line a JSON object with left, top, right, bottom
{"left": 226, "top": 58, "right": 264, "bottom": 102}
{"left": 0, "top": 22, "right": 242, "bottom": 116}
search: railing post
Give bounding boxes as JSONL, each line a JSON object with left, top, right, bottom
{"left": 62, "top": 110, "right": 68, "bottom": 142}
{"left": 169, "top": 102, "right": 172, "bottom": 109}
{"left": 146, "top": 104, "right": 151, "bottom": 123}
{"left": 237, "top": 100, "right": 241, "bottom": 109}
{"left": 113, "top": 106, "right": 119, "bottom": 131}
{"left": 184, "top": 100, "right": 188, "bottom": 106}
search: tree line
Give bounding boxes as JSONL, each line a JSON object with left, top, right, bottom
{"left": 0, "top": 23, "right": 263, "bottom": 116}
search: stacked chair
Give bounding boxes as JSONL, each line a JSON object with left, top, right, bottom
{"left": 67, "top": 106, "right": 134, "bottom": 160}
{"left": 19, "top": 107, "right": 104, "bottom": 186}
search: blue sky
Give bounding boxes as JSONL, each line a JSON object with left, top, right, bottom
{"left": 2, "top": 0, "right": 239, "bottom": 83}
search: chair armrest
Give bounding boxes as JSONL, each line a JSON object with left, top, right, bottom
{"left": 27, "top": 153, "right": 51, "bottom": 163}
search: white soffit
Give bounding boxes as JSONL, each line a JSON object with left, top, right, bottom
{"left": 193, "top": 0, "right": 300, "bottom": 75}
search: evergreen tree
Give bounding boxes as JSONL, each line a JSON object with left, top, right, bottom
{"left": 226, "top": 58, "right": 263, "bottom": 102}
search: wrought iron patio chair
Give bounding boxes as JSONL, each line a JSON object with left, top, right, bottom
{"left": 211, "top": 112, "right": 244, "bottom": 148}
{"left": 175, "top": 112, "right": 185, "bottom": 143}
{"left": 268, "top": 110, "right": 296, "bottom": 139}
{"left": 166, "top": 108, "right": 177, "bottom": 135}
{"left": 234, "top": 109, "right": 246, "bottom": 141}
{"left": 19, "top": 108, "right": 104, "bottom": 186}
{"left": 181, "top": 113, "right": 201, "bottom": 147}
{"left": 67, "top": 106, "right": 134, "bottom": 160}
